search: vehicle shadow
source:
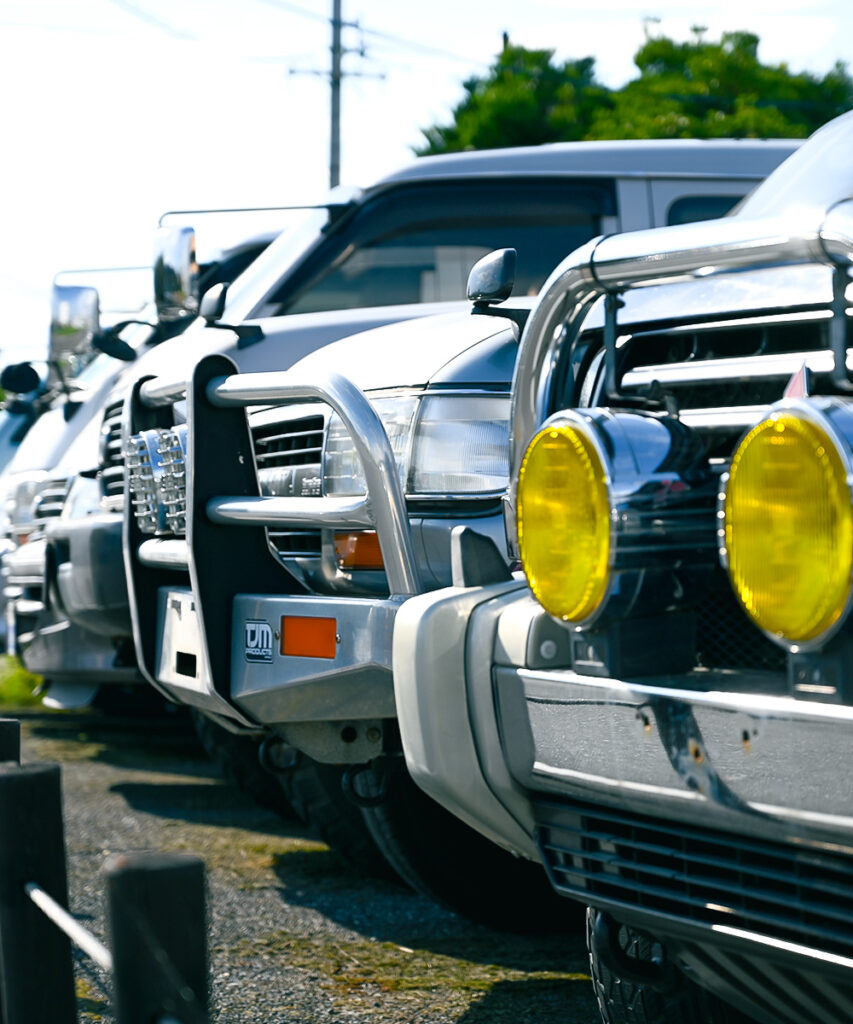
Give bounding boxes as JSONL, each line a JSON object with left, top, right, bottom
{"left": 450, "top": 976, "right": 599, "bottom": 1023}
{"left": 268, "top": 847, "right": 589, "bottom": 975}
{"left": 21, "top": 707, "right": 214, "bottom": 777}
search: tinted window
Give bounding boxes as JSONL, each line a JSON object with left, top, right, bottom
{"left": 667, "top": 195, "right": 741, "bottom": 226}
{"left": 255, "top": 179, "right": 615, "bottom": 317}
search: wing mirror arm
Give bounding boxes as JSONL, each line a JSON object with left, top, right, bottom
{"left": 199, "top": 282, "right": 264, "bottom": 347}
{"left": 466, "top": 248, "right": 530, "bottom": 330}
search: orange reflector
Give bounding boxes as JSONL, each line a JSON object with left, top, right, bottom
{"left": 280, "top": 616, "right": 337, "bottom": 659}
{"left": 334, "top": 531, "right": 384, "bottom": 570}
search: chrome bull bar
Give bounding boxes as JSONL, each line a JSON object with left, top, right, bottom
{"left": 137, "top": 367, "right": 422, "bottom": 598}
{"left": 506, "top": 201, "right": 853, "bottom": 552}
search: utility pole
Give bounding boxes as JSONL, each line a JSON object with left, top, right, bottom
{"left": 330, "top": 0, "right": 342, "bottom": 188}
{"left": 289, "top": 0, "right": 383, "bottom": 188}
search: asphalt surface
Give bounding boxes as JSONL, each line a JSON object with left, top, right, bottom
{"left": 15, "top": 707, "right": 601, "bottom": 1023}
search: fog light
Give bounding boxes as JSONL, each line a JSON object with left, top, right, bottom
{"left": 723, "top": 402, "right": 853, "bottom": 647}
{"left": 518, "top": 420, "right": 611, "bottom": 622}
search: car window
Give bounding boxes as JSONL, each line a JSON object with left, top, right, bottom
{"left": 253, "top": 179, "right": 616, "bottom": 317}
{"left": 666, "top": 194, "right": 743, "bottom": 226}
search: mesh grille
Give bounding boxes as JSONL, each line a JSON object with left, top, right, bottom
{"left": 537, "top": 797, "right": 853, "bottom": 958}
{"left": 695, "top": 567, "right": 786, "bottom": 673}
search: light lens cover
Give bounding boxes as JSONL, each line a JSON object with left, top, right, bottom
{"left": 725, "top": 412, "right": 853, "bottom": 644}
{"left": 323, "top": 393, "right": 511, "bottom": 498}
{"left": 324, "top": 397, "right": 417, "bottom": 496}
{"left": 518, "top": 421, "right": 611, "bottom": 621}
{"left": 409, "top": 394, "right": 509, "bottom": 494}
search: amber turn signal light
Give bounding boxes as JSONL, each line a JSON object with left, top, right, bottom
{"left": 334, "top": 531, "right": 385, "bottom": 571}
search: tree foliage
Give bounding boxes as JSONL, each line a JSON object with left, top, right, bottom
{"left": 416, "top": 29, "right": 853, "bottom": 154}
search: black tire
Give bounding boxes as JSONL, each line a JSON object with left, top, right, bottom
{"left": 587, "top": 908, "right": 752, "bottom": 1024}
{"left": 189, "top": 709, "right": 295, "bottom": 820}
{"left": 276, "top": 755, "right": 396, "bottom": 879}
{"left": 358, "top": 756, "right": 578, "bottom": 932}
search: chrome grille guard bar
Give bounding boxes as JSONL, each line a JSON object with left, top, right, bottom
{"left": 138, "top": 367, "right": 422, "bottom": 598}
{"left": 506, "top": 200, "right": 853, "bottom": 551}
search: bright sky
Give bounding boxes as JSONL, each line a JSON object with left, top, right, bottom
{"left": 3, "top": 0, "right": 853, "bottom": 352}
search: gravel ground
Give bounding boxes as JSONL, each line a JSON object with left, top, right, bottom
{"left": 15, "top": 707, "right": 601, "bottom": 1024}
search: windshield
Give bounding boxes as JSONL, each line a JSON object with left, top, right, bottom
{"left": 244, "top": 178, "right": 615, "bottom": 320}
{"left": 221, "top": 201, "right": 354, "bottom": 324}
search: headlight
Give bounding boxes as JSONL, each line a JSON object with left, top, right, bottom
{"left": 518, "top": 420, "right": 611, "bottom": 621}
{"left": 124, "top": 425, "right": 188, "bottom": 535}
{"left": 722, "top": 399, "right": 853, "bottom": 648}
{"left": 518, "top": 410, "right": 715, "bottom": 625}
{"left": 323, "top": 393, "right": 510, "bottom": 498}
{"left": 2, "top": 472, "right": 49, "bottom": 541}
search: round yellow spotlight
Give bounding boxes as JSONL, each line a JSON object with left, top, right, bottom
{"left": 725, "top": 412, "right": 853, "bottom": 646}
{"left": 518, "top": 421, "right": 611, "bottom": 621}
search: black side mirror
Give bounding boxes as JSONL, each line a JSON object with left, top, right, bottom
{"left": 467, "top": 248, "right": 517, "bottom": 306}
{"left": 92, "top": 326, "right": 138, "bottom": 362}
{"left": 1, "top": 362, "right": 41, "bottom": 395}
{"left": 200, "top": 281, "right": 228, "bottom": 324}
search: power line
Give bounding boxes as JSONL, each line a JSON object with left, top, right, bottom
{"left": 105, "top": 0, "right": 196, "bottom": 40}
{"left": 355, "top": 23, "right": 490, "bottom": 68}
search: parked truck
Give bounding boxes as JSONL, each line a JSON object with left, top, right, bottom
{"left": 392, "top": 111, "right": 853, "bottom": 1016}
{"left": 119, "top": 137, "right": 800, "bottom": 927}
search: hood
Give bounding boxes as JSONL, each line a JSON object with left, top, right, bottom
{"left": 284, "top": 307, "right": 523, "bottom": 392}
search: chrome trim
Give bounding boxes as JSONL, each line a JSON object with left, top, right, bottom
{"left": 137, "top": 538, "right": 189, "bottom": 569}
{"left": 207, "top": 495, "right": 372, "bottom": 529}
{"left": 508, "top": 201, "right": 853, "bottom": 546}
{"left": 623, "top": 349, "right": 853, "bottom": 389}
{"left": 139, "top": 377, "right": 188, "bottom": 407}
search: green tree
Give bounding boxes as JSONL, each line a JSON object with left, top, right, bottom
{"left": 416, "top": 29, "right": 853, "bottom": 153}
{"left": 415, "top": 37, "right": 611, "bottom": 154}
{"left": 588, "top": 28, "right": 853, "bottom": 139}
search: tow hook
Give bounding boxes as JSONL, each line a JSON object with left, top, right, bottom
{"left": 590, "top": 911, "right": 681, "bottom": 993}
{"left": 258, "top": 734, "right": 299, "bottom": 774}
{"left": 341, "top": 761, "right": 391, "bottom": 808}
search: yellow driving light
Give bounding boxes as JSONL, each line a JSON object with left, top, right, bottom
{"left": 517, "top": 420, "right": 611, "bottom": 621}
{"left": 724, "top": 409, "right": 853, "bottom": 646}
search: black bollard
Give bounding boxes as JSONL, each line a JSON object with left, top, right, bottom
{"left": 0, "top": 762, "right": 76, "bottom": 1024}
{"left": 0, "top": 722, "right": 19, "bottom": 764}
{"left": 107, "top": 852, "right": 208, "bottom": 1024}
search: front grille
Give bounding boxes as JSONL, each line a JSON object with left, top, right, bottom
{"left": 695, "top": 567, "right": 786, "bottom": 673}
{"left": 252, "top": 416, "right": 324, "bottom": 468}
{"left": 250, "top": 415, "right": 324, "bottom": 559}
{"left": 99, "top": 399, "right": 125, "bottom": 500}
{"left": 537, "top": 797, "right": 853, "bottom": 959}
{"left": 32, "top": 478, "right": 70, "bottom": 522}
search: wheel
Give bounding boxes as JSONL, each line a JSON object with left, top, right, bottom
{"left": 358, "top": 756, "right": 578, "bottom": 932}
{"left": 276, "top": 755, "right": 396, "bottom": 879}
{"left": 587, "top": 908, "right": 753, "bottom": 1023}
{"left": 189, "top": 709, "right": 295, "bottom": 820}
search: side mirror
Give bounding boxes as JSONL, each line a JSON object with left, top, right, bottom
{"left": 0, "top": 362, "right": 42, "bottom": 395}
{"left": 199, "top": 281, "right": 228, "bottom": 324}
{"left": 467, "top": 248, "right": 517, "bottom": 306}
{"left": 50, "top": 284, "right": 100, "bottom": 363}
{"left": 154, "top": 225, "right": 199, "bottom": 322}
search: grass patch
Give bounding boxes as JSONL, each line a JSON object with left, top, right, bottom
{"left": 0, "top": 655, "right": 43, "bottom": 707}
{"left": 226, "top": 933, "right": 593, "bottom": 1021}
